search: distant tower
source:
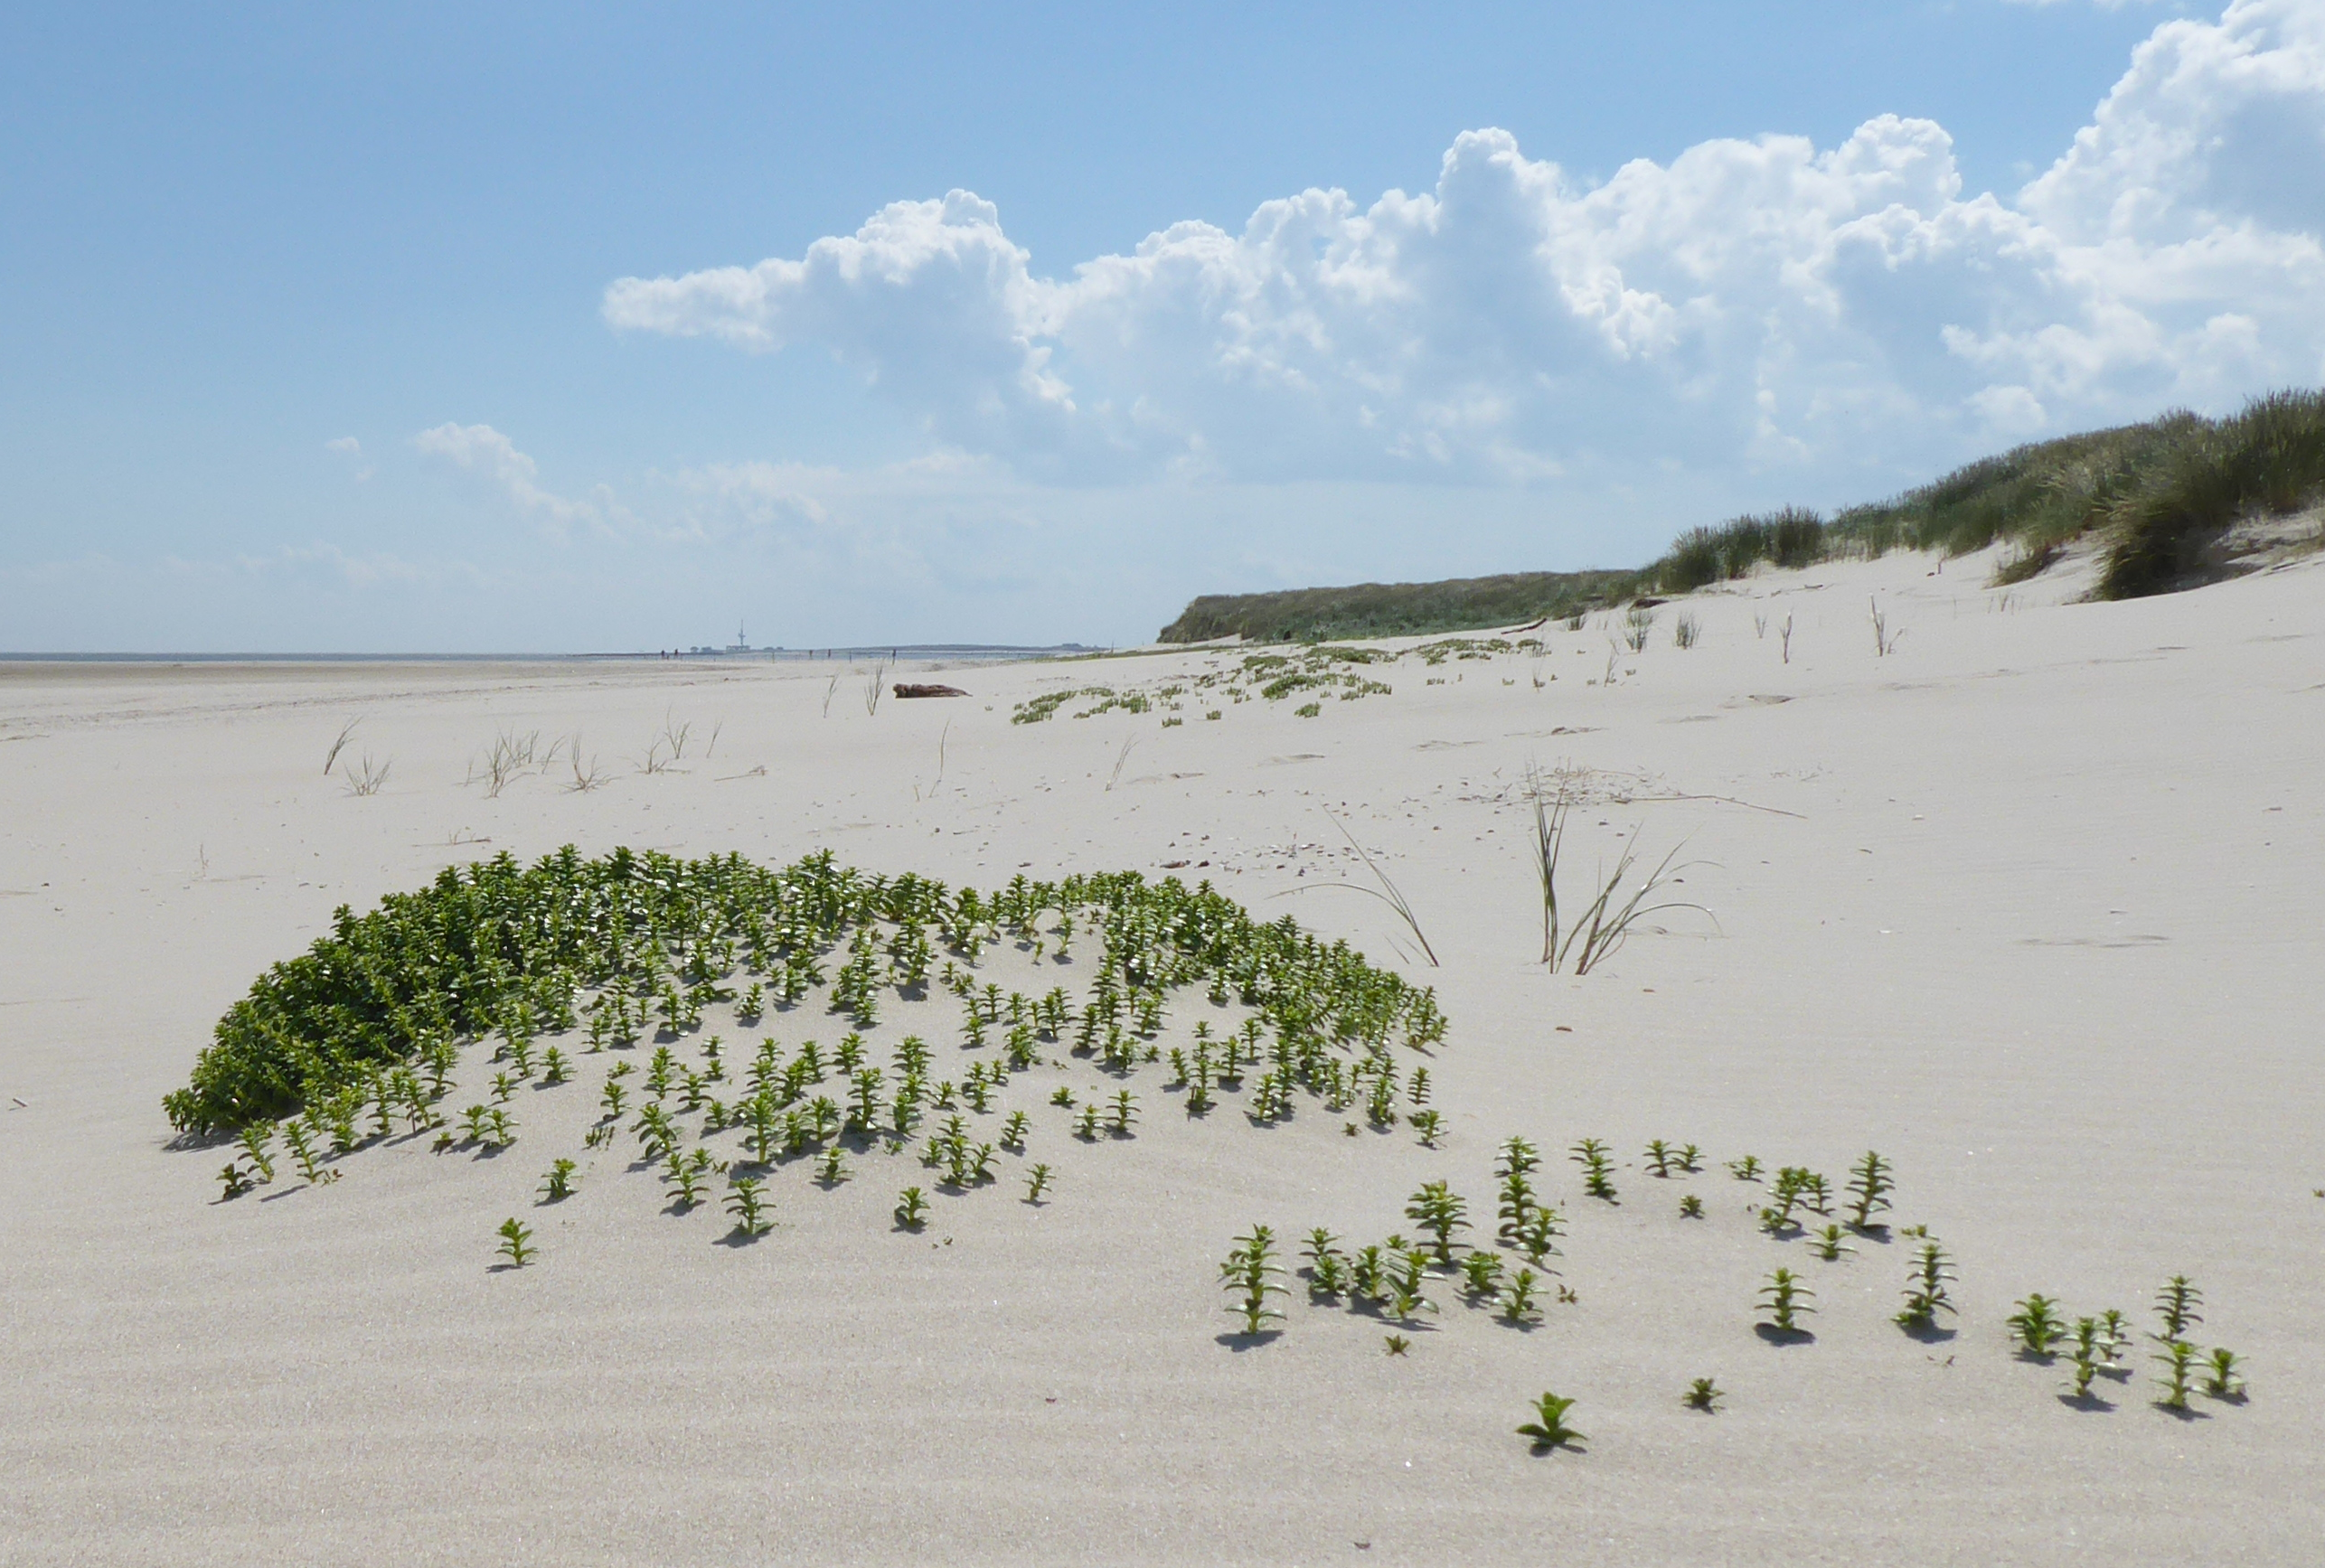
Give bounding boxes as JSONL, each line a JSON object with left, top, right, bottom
{"left": 728, "top": 620, "right": 748, "bottom": 654}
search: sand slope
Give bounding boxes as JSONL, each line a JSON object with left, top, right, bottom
{"left": 3, "top": 547, "right": 2320, "bottom": 1565}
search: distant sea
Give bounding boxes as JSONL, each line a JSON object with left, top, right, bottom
{"left": 0, "top": 644, "right": 1098, "bottom": 664}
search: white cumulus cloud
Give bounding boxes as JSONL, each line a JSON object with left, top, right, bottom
{"left": 605, "top": 0, "right": 2325, "bottom": 496}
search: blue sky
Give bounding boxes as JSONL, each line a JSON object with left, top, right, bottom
{"left": 5, "top": 1, "right": 2319, "bottom": 652}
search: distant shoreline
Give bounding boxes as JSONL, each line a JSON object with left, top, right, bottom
{"left": 0, "top": 643, "right": 1097, "bottom": 666}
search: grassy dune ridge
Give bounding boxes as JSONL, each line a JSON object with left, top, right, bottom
{"left": 1159, "top": 389, "right": 2325, "bottom": 643}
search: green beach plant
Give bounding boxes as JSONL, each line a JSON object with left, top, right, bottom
{"left": 283, "top": 1120, "right": 328, "bottom": 1184}
{"left": 1897, "top": 1240, "right": 1958, "bottom": 1334}
{"left": 1808, "top": 1224, "right": 1854, "bottom": 1262}
{"left": 495, "top": 1217, "right": 535, "bottom": 1267}
{"left": 1844, "top": 1150, "right": 1894, "bottom": 1231}
{"left": 1500, "top": 1268, "right": 1542, "bottom": 1325}
{"left": 1684, "top": 1377, "right": 1723, "bottom": 1413}
{"left": 726, "top": 1175, "right": 771, "bottom": 1237}
{"left": 1303, "top": 1229, "right": 1349, "bottom": 1298}
{"left": 2154, "top": 1276, "right": 2203, "bottom": 1341}
{"left": 1220, "top": 1225, "right": 1285, "bottom": 1336}
{"left": 2201, "top": 1347, "right": 2246, "bottom": 1402}
{"left": 1516, "top": 1392, "right": 1586, "bottom": 1452}
{"left": 1759, "top": 1268, "right": 1815, "bottom": 1336}
{"left": 1570, "top": 1138, "right": 1617, "bottom": 1201}
{"left": 539, "top": 1158, "right": 577, "bottom": 1202}
{"left": 1405, "top": 1181, "right": 1470, "bottom": 1264}
{"left": 237, "top": 1124, "right": 277, "bottom": 1185}
{"left": 1514, "top": 1207, "right": 1564, "bottom": 1265}
{"left": 2009, "top": 1294, "right": 2068, "bottom": 1357}
{"left": 2066, "top": 1319, "right": 2104, "bottom": 1402}
{"left": 665, "top": 1147, "right": 713, "bottom": 1208}
{"left": 2153, "top": 1338, "right": 2198, "bottom": 1411}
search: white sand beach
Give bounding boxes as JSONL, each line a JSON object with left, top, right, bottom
{"left": 3, "top": 545, "right": 2320, "bottom": 1565}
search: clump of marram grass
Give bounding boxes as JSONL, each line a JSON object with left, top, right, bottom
{"left": 2101, "top": 388, "right": 2325, "bottom": 598}
{"left": 1524, "top": 768, "right": 1714, "bottom": 975}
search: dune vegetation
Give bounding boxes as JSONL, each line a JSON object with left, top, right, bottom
{"left": 1159, "top": 389, "right": 2325, "bottom": 643}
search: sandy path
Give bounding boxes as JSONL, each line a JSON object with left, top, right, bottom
{"left": 3, "top": 548, "right": 2320, "bottom": 1564}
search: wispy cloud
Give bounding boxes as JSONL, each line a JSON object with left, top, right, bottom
{"left": 325, "top": 435, "right": 375, "bottom": 482}
{"left": 413, "top": 422, "right": 611, "bottom": 538}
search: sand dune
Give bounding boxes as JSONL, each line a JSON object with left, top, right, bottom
{"left": 4, "top": 544, "right": 2320, "bottom": 1565}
